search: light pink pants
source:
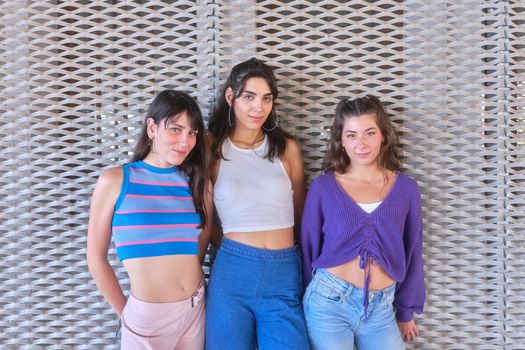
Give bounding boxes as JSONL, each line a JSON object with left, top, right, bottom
{"left": 121, "top": 280, "right": 205, "bottom": 350}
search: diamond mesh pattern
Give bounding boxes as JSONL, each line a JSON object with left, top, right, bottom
{"left": 0, "top": 1, "right": 524, "bottom": 349}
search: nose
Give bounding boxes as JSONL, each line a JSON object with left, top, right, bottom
{"left": 179, "top": 133, "right": 189, "bottom": 147}
{"left": 252, "top": 97, "right": 263, "bottom": 111}
{"left": 356, "top": 135, "right": 366, "bottom": 148}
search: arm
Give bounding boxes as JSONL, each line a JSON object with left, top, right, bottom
{"left": 282, "top": 138, "right": 305, "bottom": 242}
{"left": 394, "top": 182, "right": 425, "bottom": 326}
{"left": 300, "top": 179, "right": 323, "bottom": 288}
{"left": 198, "top": 181, "right": 214, "bottom": 264}
{"left": 86, "top": 167, "right": 127, "bottom": 317}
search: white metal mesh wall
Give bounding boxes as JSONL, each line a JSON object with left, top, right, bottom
{"left": 0, "top": 1, "right": 523, "bottom": 349}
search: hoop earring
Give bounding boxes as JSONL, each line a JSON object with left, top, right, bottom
{"left": 228, "top": 107, "right": 234, "bottom": 128}
{"left": 263, "top": 110, "right": 279, "bottom": 132}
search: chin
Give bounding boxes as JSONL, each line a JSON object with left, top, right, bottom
{"left": 169, "top": 158, "right": 185, "bottom": 167}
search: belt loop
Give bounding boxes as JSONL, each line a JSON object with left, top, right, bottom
{"left": 191, "top": 287, "right": 200, "bottom": 308}
{"left": 312, "top": 267, "right": 317, "bottom": 277}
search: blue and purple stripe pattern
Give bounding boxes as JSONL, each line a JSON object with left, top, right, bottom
{"left": 112, "top": 161, "right": 201, "bottom": 261}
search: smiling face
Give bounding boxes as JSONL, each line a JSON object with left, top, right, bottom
{"left": 341, "top": 113, "right": 384, "bottom": 169}
{"left": 146, "top": 111, "right": 198, "bottom": 168}
{"left": 227, "top": 77, "right": 274, "bottom": 132}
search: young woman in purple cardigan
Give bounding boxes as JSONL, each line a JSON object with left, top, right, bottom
{"left": 301, "top": 95, "right": 425, "bottom": 349}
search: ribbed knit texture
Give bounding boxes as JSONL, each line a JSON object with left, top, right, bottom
{"left": 213, "top": 136, "right": 294, "bottom": 233}
{"left": 112, "top": 161, "right": 201, "bottom": 261}
{"left": 301, "top": 171, "right": 425, "bottom": 322}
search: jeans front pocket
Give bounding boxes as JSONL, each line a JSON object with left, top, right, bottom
{"left": 311, "top": 276, "right": 343, "bottom": 303}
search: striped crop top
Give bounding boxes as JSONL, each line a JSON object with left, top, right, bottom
{"left": 111, "top": 161, "right": 201, "bottom": 261}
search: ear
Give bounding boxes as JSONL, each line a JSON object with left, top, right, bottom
{"left": 225, "top": 87, "right": 234, "bottom": 107}
{"left": 146, "top": 118, "right": 157, "bottom": 139}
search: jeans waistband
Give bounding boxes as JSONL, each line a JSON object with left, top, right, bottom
{"left": 219, "top": 237, "right": 300, "bottom": 260}
{"left": 314, "top": 268, "right": 396, "bottom": 299}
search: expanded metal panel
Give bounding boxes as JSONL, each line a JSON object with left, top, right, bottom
{"left": 502, "top": 2, "right": 525, "bottom": 348}
{"left": 1, "top": 1, "right": 213, "bottom": 349}
{"left": 0, "top": 1, "right": 524, "bottom": 349}
{"left": 230, "top": 1, "right": 517, "bottom": 349}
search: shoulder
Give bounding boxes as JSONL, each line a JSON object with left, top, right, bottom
{"left": 395, "top": 172, "right": 422, "bottom": 208}
{"left": 280, "top": 137, "right": 303, "bottom": 180}
{"left": 396, "top": 172, "right": 420, "bottom": 192}
{"left": 282, "top": 137, "right": 302, "bottom": 161}
{"left": 91, "top": 166, "right": 124, "bottom": 206}
{"left": 308, "top": 172, "right": 333, "bottom": 194}
{"left": 97, "top": 166, "right": 124, "bottom": 188}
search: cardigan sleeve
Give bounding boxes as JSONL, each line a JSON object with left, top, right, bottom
{"left": 394, "top": 181, "right": 426, "bottom": 322}
{"left": 300, "top": 178, "right": 324, "bottom": 289}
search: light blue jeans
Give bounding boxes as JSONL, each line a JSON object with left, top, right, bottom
{"left": 303, "top": 268, "right": 405, "bottom": 350}
{"left": 206, "top": 238, "right": 310, "bottom": 350}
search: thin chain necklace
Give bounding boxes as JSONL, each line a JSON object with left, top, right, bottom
{"left": 231, "top": 133, "right": 265, "bottom": 149}
{"left": 346, "top": 170, "right": 385, "bottom": 185}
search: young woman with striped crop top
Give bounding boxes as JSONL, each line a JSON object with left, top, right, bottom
{"left": 301, "top": 95, "right": 426, "bottom": 350}
{"left": 87, "top": 90, "right": 212, "bottom": 350}
{"left": 205, "top": 58, "right": 310, "bottom": 349}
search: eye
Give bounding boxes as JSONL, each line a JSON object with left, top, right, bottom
{"left": 366, "top": 131, "right": 376, "bottom": 137}
{"left": 263, "top": 96, "right": 273, "bottom": 102}
{"left": 189, "top": 130, "right": 198, "bottom": 136}
{"left": 170, "top": 127, "right": 182, "bottom": 133}
{"left": 242, "top": 94, "right": 254, "bottom": 100}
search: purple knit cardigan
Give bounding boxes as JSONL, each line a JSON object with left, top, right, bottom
{"left": 300, "top": 171, "right": 425, "bottom": 322}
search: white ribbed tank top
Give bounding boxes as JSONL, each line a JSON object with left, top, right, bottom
{"left": 213, "top": 136, "right": 294, "bottom": 233}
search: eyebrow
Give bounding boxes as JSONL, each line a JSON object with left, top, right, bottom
{"left": 241, "top": 90, "right": 273, "bottom": 97}
{"left": 344, "top": 127, "right": 378, "bottom": 133}
{"left": 167, "top": 120, "right": 198, "bottom": 131}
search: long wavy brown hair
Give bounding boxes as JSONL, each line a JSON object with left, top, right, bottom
{"left": 323, "top": 95, "right": 401, "bottom": 174}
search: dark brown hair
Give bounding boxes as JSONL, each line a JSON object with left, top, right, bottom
{"left": 323, "top": 95, "right": 401, "bottom": 173}
{"left": 208, "top": 57, "right": 292, "bottom": 161}
{"left": 132, "top": 90, "right": 208, "bottom": 226}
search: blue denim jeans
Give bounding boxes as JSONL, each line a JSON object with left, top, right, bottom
{"left": 206, "top": 238, "right": 310, "bottom": 350}
{"left": 303, "top": 268, "right": 405, "bottom": 350}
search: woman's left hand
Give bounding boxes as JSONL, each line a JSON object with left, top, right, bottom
{"left": 397, "top": 320, "right": 419, "bottom": 341}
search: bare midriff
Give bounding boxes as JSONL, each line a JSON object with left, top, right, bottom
{"left": 327, "top": 257, "right": 395, "bottom": 291}
{"left": 123, "top": 254, "right": 203, "bottom": 302}
{"left": 225, "top": 227, "right": 295, "bottom": 250}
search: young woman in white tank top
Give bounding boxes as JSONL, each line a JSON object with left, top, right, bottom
{"left": 205, "top": 58, "right": 310, "bottom": 350}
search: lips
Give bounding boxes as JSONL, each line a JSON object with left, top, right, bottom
{"left": 172, "top": 148, "right": 188, "bottom": 157}
{"left": 356, "top": 152, "right": 370, "bottom": 158}
{"left": 248, "top": 115, "right": 264, "bottom": 122}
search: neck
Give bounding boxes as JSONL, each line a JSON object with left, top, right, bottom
{"left": 230, "top": 128, "right": 265, "bottom": 147}
{"left": 346, "top": 164, "right": 384, "bottom": 183}
{"left": 142, "top": 155, "right": 177, "bottom": 169}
